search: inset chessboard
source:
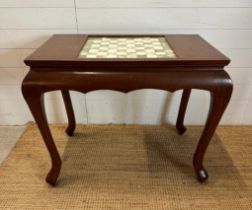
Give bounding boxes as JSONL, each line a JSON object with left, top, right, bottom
{"left": 79, "top": 37, "right": 176, "bottom": 59}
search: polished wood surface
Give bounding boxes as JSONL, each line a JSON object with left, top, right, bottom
{"left": 176, "top": 89, "right": 192, "bottom": 135}
{"left": 24, "top": 34, "right": 230, "bottom": 70}
{"left": 61, "top": 90, "right": 76, "bottom": 136}
{"left": 22, "top": 34, "right": 233, "bottom": 186}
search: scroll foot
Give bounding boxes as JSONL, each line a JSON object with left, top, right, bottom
{"left": 176, "top": 125, "right": 187, "bottom": 135}
{"left": 196, "top": 167, "right": 208, "bottom": 182}
{"left": 65, "top": 127, "right": 74, "bottom": 137}
{"left": 46, "top": 164, "right": 61, "bottom": 186}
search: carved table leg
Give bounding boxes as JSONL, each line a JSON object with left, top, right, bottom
{"left": 176, "top": 89, "right": 191, "bottom": 135}
{"left": 193, "top": 85, "right": 232, "bottom": 182}
{"left": 22, "top": 88, "right": 61, "bottom": 186}
{"left": 61, "top": 90, "right": 76, "bottom": 136}
{"left": 22, "top": 70, "right": 233, "bottom": 184}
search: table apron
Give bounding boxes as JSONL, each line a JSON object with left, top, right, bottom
{"left": 22, "top": 70, "right": 232, "bottom": 94}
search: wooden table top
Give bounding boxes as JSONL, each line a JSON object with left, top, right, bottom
{"left": 24, "top": 34, "right": 230, "bottom": 72}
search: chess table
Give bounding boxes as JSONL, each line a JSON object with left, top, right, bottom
{"left": 22, "top": 35, "right": 233, "bottom": 186}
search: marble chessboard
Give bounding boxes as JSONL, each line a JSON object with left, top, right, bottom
{"left": 79, "top": 37, "right": 176, "bottom": 59}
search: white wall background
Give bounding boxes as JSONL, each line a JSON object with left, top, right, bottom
{"left": 0, "top": 0, "right": 252, "bottom": 125}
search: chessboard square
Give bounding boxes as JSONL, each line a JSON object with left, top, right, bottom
{"left": 127, "top": 44, "right": 135, "bottom": 48}
{"left": 91, "top": 44, "right": 100, "bottom": 48}
{"left": 117, "top": 51, "right": 127, "bottom": 56}
{"left": 127, "top": 55, "right": 137, "bottom": 58}
{"left": 136, "top": 46, "right": 145, "bottom": 50}
{"left": 166, "top": 49, "right": 174, "bottom": 53}
{"left": 127, "top": 40, "right": 134, "bottom": 44}
{"left": 168, "top": 53, "right": 176, "bottom": 58}
{"left": 86, "top": 54, "right": 97, "bottom": 58}
{"left": 136, "top": 51, "right": 146, "bottom": 55}
{"left": 135, "top": 42, "right": 143, "bottom": 45}
{"left": 79, "top": 51, "right": 87, "bottom": 55}
{"left": 101, "top": 42, "right": 109, "bottom": 46}
{"left": 154, "top": 46, "right": 163, "bottom": 50}
{"left": 147, "top": 54, "right": 158, "bottom": 58}
{"left": 127, "top": 49, "right": 136, "bottom": 53}
{"left": 109, "top": 44, "right": 117, "bottom": 48}
{"left": 146, "top": 49, "right": 155, "bottom": 53}
{"left": 156, "top": 51, "right": 166, "bottom": 55}
{"left": 107, "top": 54, "right": 117, "bottom": 58}
{"left": 89, "top": 49, "right": 99, "bottom": 53}
{"left": 100, "top": 51, "right": 108, "bottom": 55}
{"left": 100, "top": 47, "right": 108, "bottom": 51}
{"left": 108, "top": 49, "right": 117, "bottom": 53}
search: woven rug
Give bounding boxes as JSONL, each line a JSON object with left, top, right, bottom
{"left": 0, "top": 124, "right": 251, "bottom": 209}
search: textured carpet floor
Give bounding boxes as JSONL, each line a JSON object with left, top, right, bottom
{"left": 0, "top": 124, "right": 251, "bottom": 209}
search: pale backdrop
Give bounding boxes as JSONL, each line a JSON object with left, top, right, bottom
{"left": 0, "top": 0, "right": 252, "bottom": 125}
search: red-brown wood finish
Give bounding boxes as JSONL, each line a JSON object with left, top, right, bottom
{"left": 22, "top": 34, "right": 233, "bottom": 185}
{"left": 61, "top": 90, "right": 75, "bottom": 136}
{"left": 176, "top": 89, "right": 192, "bottom": 135}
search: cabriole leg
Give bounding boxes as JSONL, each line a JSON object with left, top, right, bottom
{"left": 193, "top": 85, "right": 233, "bottom": 182}
{"left": 176, "top": 89, "right": 191, "bottom": 135}
{"left": 61, "top": 90, "right": 76, "bottom": 136}
{"left": 22, "top": 88, "right": 61, "bottom": 186}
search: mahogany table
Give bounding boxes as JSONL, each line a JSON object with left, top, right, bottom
{"left": 22, "top": 35, "right": 233, "bottom": 186}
